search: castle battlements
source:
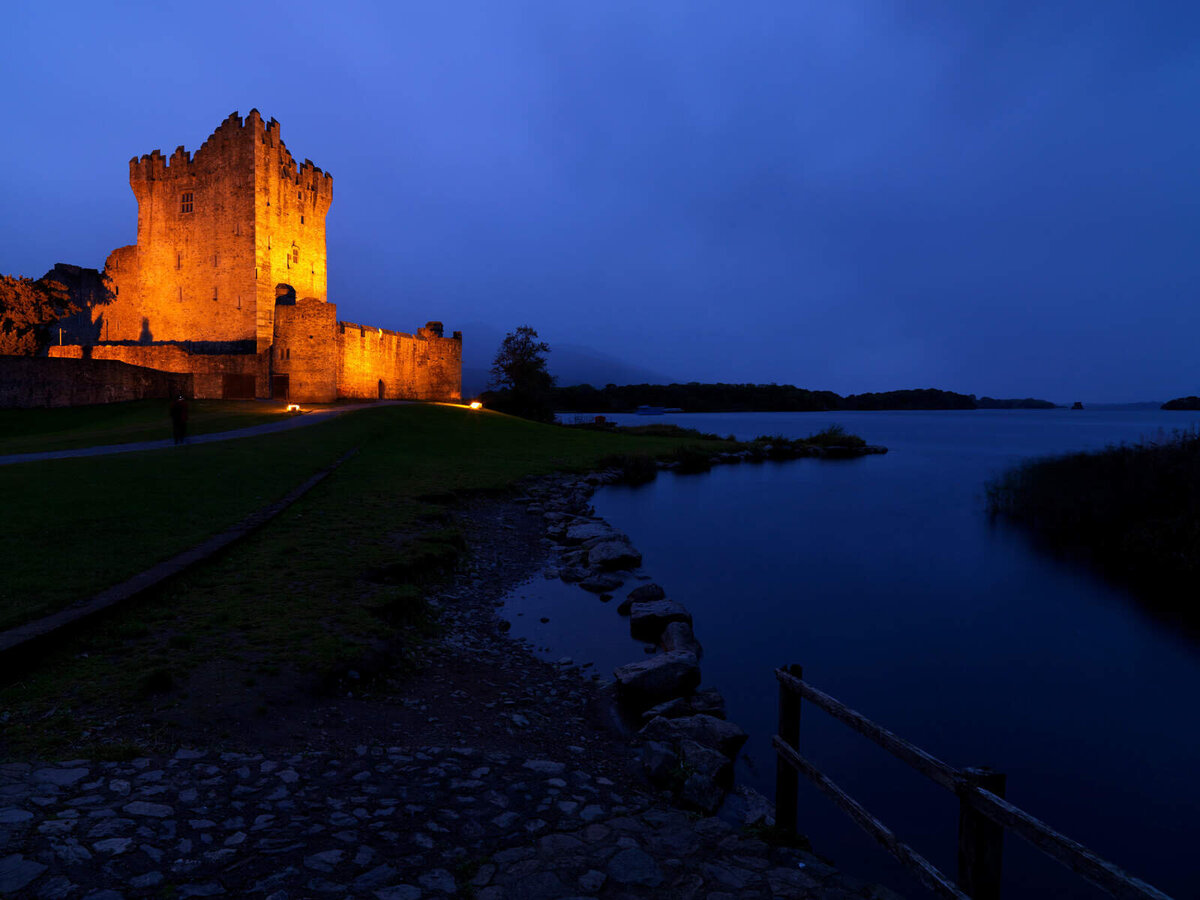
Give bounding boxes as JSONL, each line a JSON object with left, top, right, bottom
{"left": 55, "top": 112, "right": 460, "bottom": 405}
{"left": 127, "top": 112, "right": 332, "bottom": 202}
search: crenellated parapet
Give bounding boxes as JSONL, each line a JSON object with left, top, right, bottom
{"left": 126, "top": 112, "right": 330, "bottom": 203}
{"left": 64, "top": 111, "right": 458, "bottom": 403}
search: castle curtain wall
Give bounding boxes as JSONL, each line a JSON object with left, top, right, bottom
{"left": 45, "top": 322, "right": 460, "bottom": 405}
{"left": 21, "top": 111, "right": 462, "bottom": 408}
{"left": 415, "top": 330, "right": 464, "bottom": 401}
{"left": 0, "top": 357, "right": 191, "bottom": 408}
{"left": 336, "top": 323, "right": 462, "bottom": 401}
{"left": 273, "top": 299, "right": 338, "bottom": 402}
{"left": 49, "top": 345, "right": 264, "bottom": 400}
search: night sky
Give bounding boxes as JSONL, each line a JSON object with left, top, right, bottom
{"left": 3, "top": 2, "right": 1198, "bottom": 402}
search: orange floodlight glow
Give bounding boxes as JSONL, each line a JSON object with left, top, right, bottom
{"left": 469, "top": 401, "right": 483, "bottom": 410}
{"left": 286, "top": 404, "right": 301, "bottom": 412}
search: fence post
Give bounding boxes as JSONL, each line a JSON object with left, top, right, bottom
{"left": 958, "top": 766, "right": 1006, "bottom": 900}
{"left": 775, "top": 663, "right": 803, "bottom": 834}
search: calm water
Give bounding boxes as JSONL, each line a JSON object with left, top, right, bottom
{"left": 502, "top": 410, "right": 1200, "bottom": 899}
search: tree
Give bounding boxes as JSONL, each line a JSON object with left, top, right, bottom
{"left": 487, "top": 325, "right": 556, "bottom": 421}
{"left": 0, "top": 275, "right": 76, "bottom": 355}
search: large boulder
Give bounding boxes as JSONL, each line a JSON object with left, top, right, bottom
{"left": 719, "top": 785, "right": 776, "bottom": 828}
{"left": 613, "top": 652, "right": 700, "bottom": 711}
{"left": 628, "top": 583, "right": 666, "bottom": 603}
{"left": 560, "top": 549, "right": 589, "bottom": 568}
{"left": 641, "top": 741, "right": 677, "bottom": 786}
{"left": 640, "top": 714, "right": 748, "bottom": 760}
{"left": 690, "top": 687, "right": 727, "bottom": 719}
{"left": 581, "top": 531, "right": 631, "bottom": 550}
{"left": 660, "top": 620, "right": 702, "bottom": 657}
{"left": 559, "top": 566, "right": 589, "bottom": 584}
{"left": 618, "top": 583, "right": 665, "bottom": 615}
{"left": 564, "top": 521, "right": 617, "bottom": 544}
{"left": 580, "top": 572, "right": 625, "bottom": 593}
{"left": 640, "top": 738, "right": 732, "bottom": 815}
{"left": 629, "top": 601, "right": 693, "bottom": 641}
{"left": 639, "top": 688, "right": 726, "bottom": 724}
{"left": 588, "top": 540, "right": 643, "bottom": 571}
{"left": 678, "top": 739, "right": 733, "bottom": 813}
{"left": 640, "top": 697, "right": 692, "bottom": 722}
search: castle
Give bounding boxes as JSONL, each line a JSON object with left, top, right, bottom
{"left": 48, "top": 111, "right": 461, "bottom": 404}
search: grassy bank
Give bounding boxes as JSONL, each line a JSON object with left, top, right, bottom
{"left": 0, "top": 403, "right": 727, "bottom": 755}
{"left": 987, "top": 429, "right": 1200, "bottom": 615}
{"left": 0, "top": 398, "right": 301, "bottom": 454}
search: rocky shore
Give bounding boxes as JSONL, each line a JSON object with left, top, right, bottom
{"left": 0, "top": 447, "right": 899, "bottom": 899}
{"left": 514, "top": 438, "right": 886, "bottom": 818}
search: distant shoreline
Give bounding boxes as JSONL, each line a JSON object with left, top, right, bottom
{"left": 547, "top": 383, "right": 1058, "bottom": 415}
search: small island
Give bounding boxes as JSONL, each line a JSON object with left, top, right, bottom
{"left": 1162, "top": 396, "right": 1200, "bottom": 410}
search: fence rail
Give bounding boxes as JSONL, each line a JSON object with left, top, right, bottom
{"left": 772, "top": 665, "right": 1174, "bottom": 900}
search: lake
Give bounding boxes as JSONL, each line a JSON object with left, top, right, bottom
{"left": 501, "top": 409, "right": 1200, "bottom": 899}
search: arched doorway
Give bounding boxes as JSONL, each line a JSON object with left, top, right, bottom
{"left": 378, "top": 379, "right": 385, "bottom": 400}
{"left": 275, "top": 283, "right": 296, "bottom": 305}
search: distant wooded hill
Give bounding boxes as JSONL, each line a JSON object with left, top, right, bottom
{"left": 552, "top": 383, "right": 1058, "bottom": 412}
{"left": 1161, "top": 396, "right": 1200, "bottom": 410}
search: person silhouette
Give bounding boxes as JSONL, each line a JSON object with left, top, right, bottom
{"left": 169, "top": 394, "right": 189, "bottom": 445}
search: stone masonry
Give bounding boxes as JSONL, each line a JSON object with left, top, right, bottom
{"left": 45, "top": 112, "right": 461, "bottom": 405}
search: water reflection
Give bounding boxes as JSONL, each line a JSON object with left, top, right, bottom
{"left": 508, "top": 409, "right": 1200, "bottom": 899}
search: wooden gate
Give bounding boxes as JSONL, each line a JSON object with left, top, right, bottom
{"left": 221, "top": 373, "right": 256, "bottom": 399}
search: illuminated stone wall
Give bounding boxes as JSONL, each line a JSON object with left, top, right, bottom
{"left": 273, "top": 298, "right": 338, "bottom": 402}
{"left": 49, "top": 344, "right": 264, "bottom": 400}
{"left": 99, "top": 111, "right": 331, "bottom": 353}
{"left": 251, "top": 113, "right": 332, "bottom": 351}
{"left": 41, "top": 113, "right": 460, "bottom": 406}
{"left": 0, "top": 357, "right": 191, "bottom": 408}
{"left": 336, "top": 321, "right": 462, "bottom": 401}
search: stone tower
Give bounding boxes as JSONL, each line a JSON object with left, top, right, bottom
{"left": 101, "top": 110, "right": 333, "bottom": 353}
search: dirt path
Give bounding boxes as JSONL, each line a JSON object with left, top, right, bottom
{"left": 0, "top": 401, "right": 407, "bottom": 467}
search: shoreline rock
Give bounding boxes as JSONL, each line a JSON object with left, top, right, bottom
{"left": 518, "top": 460, "right": 766, "bottom": 821}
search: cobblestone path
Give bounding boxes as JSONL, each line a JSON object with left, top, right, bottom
{"left": 0, "top": 746, "right": 894, "bottom": 899}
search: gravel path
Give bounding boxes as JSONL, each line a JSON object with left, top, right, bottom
{"left": 0, "top": 402, "right": 402, "bottom": 468}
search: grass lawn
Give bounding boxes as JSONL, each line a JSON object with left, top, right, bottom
{"left": 0, "top": 403, "right": 726, "bottom": 756}
{"left": 0, "top": 398, "right": 313, "bottom": 455}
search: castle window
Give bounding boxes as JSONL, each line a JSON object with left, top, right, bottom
{"left": 176, "top": 252, "right": 182, "bottom": 270}
{"left": 291, "top": 246, "right": 300, "bottom": 265}
{"left": 300, "top": 215, "right": 304, "bottom": 225}
{"left": 213, "top": 253, "right": 218, "bottom": 267}
{"left": 298, "top": 191, "right": 302, "bottom": 199}
{"left": 181, "top": 192, "right": 193, "bottom": 213}
{"left": 237, "top": 294, "right": 241, "bottom": 310}
{"left": 213, "top": 286, "right": 218, "bottom": 302}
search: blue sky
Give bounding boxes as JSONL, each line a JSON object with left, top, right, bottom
{"left": 2, "top": 1, "right": 1198, "bottom": 401}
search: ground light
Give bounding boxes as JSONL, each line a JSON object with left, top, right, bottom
{"left": 285, "top": 404, "right": 301, "bottom": 413}
{"left": 469, "top": 401, "right": 483, "bottom": 410}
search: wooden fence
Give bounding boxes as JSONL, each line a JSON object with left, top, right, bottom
{"left": 773, "top": 665, "right": 1174, "bottom": 900}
